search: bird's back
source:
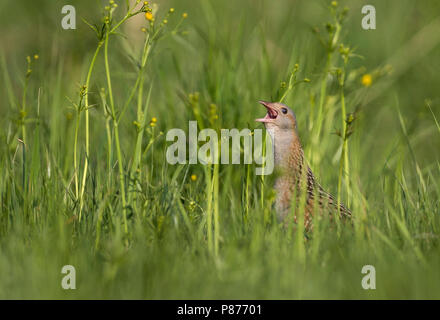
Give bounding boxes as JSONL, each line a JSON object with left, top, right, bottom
{"left": 305, "top": 166, "right": 352, "bottom": 218}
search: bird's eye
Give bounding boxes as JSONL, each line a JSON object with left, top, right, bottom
{"left": 281, "top": 108, "right": 288, "bottom": 114}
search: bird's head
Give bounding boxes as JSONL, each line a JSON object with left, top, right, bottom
{"left": 255, "top": 101, "right": 297, "bottom": 131}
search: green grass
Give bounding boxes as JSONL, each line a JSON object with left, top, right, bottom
{"left": 1, "top": 0, "right": 440, "bottom": 299}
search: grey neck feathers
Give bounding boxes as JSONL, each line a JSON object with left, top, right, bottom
{"left": 268, "top": 127, "right": 304, "bottom": 176}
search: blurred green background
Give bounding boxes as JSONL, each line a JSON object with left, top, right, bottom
{"left": 1, "top": 0, "right": 440, "bottom": 299}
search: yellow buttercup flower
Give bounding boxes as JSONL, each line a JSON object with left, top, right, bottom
{"left": 361, "top": 74, "right": 372, "bottom": 87}
{"left": 145, "top": 12, "right": 153, "bottom": 21}
{"left": 182, "top": 12, "right": 188, "bottom": 19}
{"left": 33, "top": 54, "right": 39, "bottom": 60}
{"left": 151, "top": 117, "right": 157, "bottom": 123}
{"left": 190, "top": 174, "right": 197, "bottom": 181}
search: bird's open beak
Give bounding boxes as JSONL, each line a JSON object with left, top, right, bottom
{"left": 255, "top": 100, "right": 278, "bottom": 123}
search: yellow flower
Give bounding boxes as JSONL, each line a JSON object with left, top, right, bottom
{"left": 361, "top": 74, "right": 372, "bottom": 87}
{"left": 190, "top": 174, "right": 197, "bottom": 181}
{"left": 143, "top": 1, "right": 149, "bottom": 5}
{"left": 182, "top": 12, "right": 188, "bottom": 18}
{"left": 141, "top": 27, "right": 147, "bottom": 33}
{"left": 163, "top": 19, "right": 168, "bottom": 24}
{"left": 33, "top": 54, "right": 39, "bottom": 60}
{"left": 151, "top": 117, "right": 157, "bottom": 123}
{"left": 145, "top": 12, "right": 153, "bottom": 21}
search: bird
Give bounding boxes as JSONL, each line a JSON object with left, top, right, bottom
{"left": 255, "top": 100, "right": 351, "bottom": 230}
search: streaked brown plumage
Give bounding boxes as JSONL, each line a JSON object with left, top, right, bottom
{"left": 256, "top": 101, "right": 351, "bottom": 230}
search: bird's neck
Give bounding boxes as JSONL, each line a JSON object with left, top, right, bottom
{"left": 270, "top": 128, "right": 304, "bottom": 178}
